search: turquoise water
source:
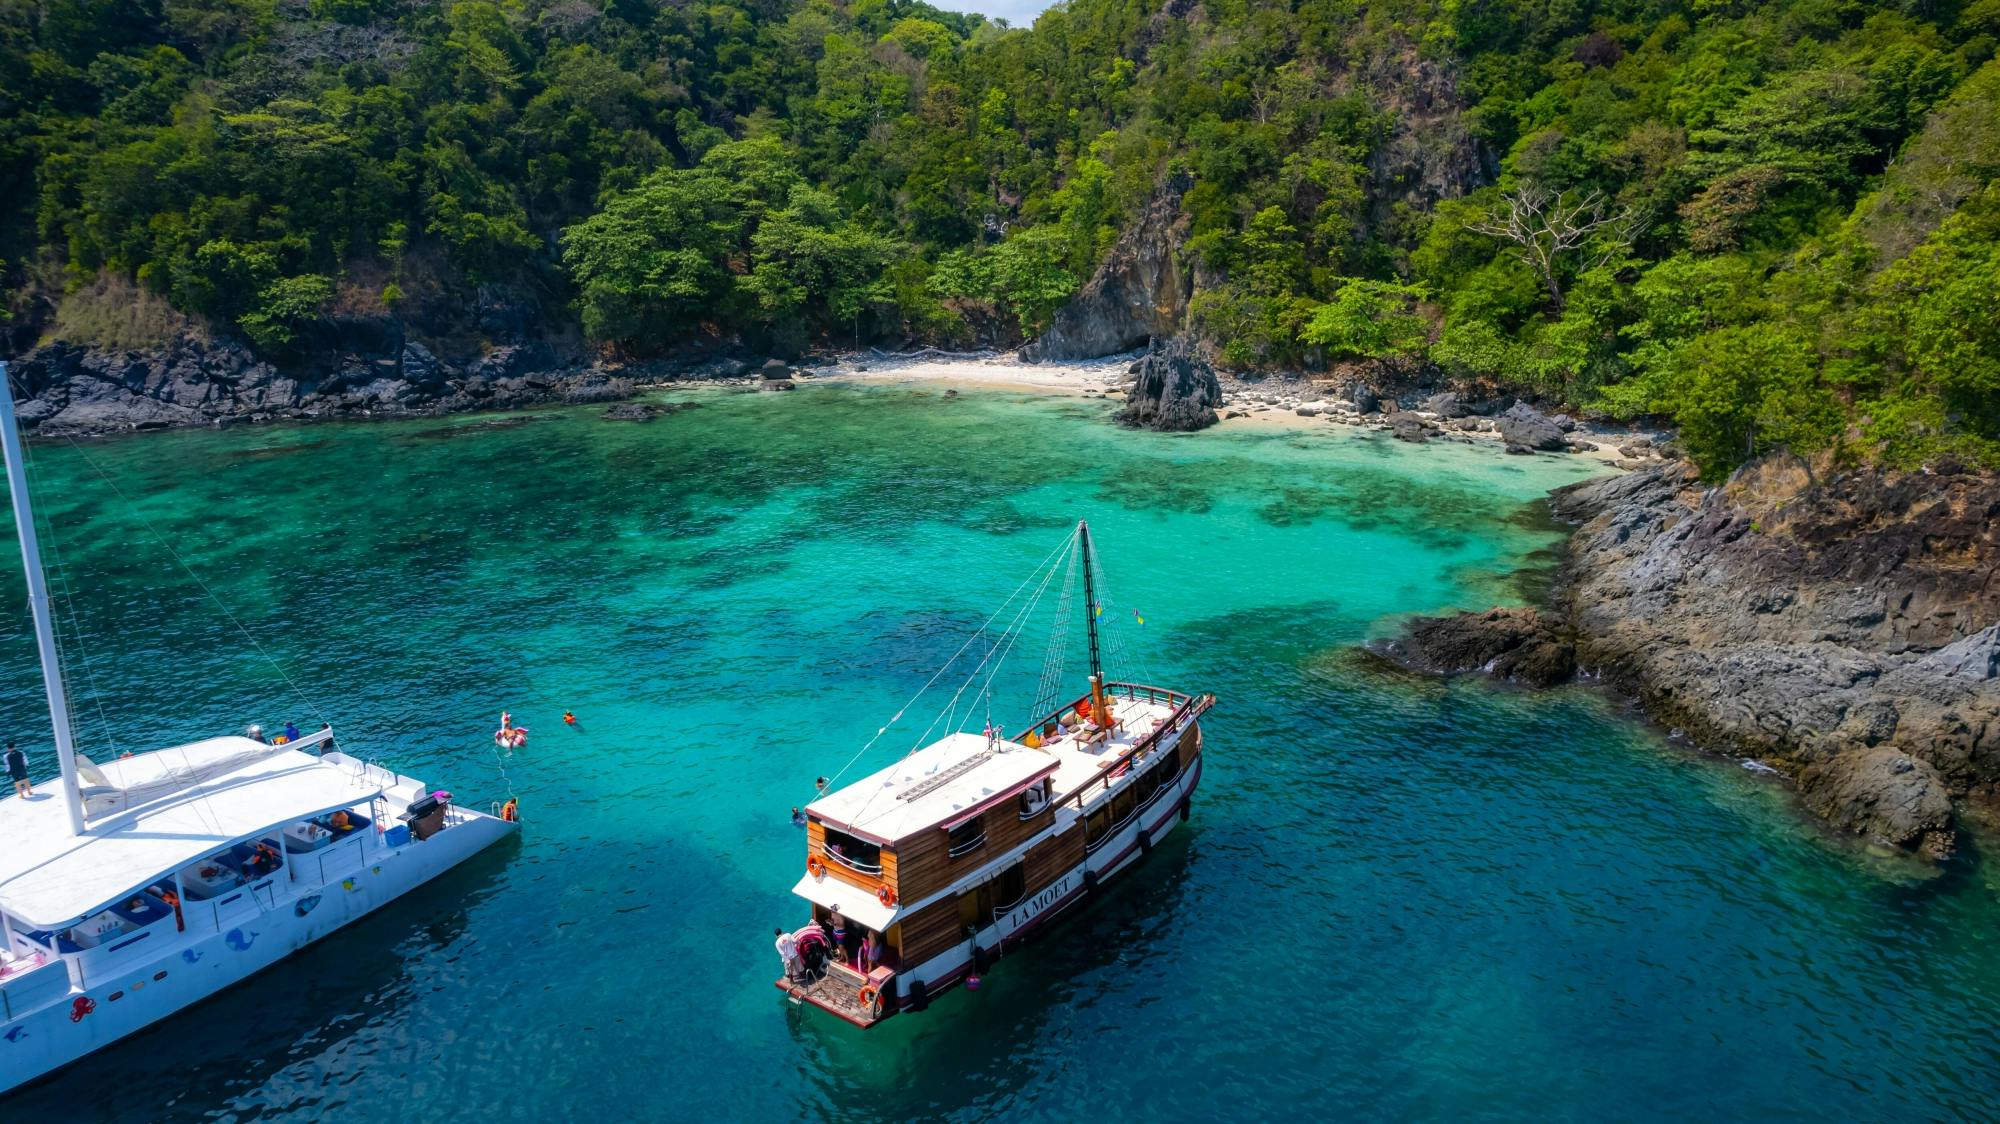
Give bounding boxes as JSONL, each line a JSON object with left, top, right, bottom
{"left": 3, "top": 385, "right": 1998, "bottom": 1120}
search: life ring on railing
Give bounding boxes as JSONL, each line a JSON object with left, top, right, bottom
{"left": 500, "top": 798, "right": 519, "bottom": 823}
{"left": 857, "top": 984, "right": 880, "bottom": 1012}
{"left": 807, "top": 855, "right": 826, "bottom": 879}
{"left": 876, "top": 885, "right": 896, "bottom": 908}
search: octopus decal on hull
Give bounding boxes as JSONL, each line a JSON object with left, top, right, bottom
{"left": 68, "top": 997, "right": 95, "bottom": 1022}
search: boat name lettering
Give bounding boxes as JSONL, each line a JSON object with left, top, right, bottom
{"left": 1009, "top": 877, "right": 1070, "bottom": 929}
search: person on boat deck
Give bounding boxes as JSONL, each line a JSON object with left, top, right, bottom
{"left": 246, "top": 842, "right": 282, "bottom": 875}
{"left": 791, "top": 807, "right": 807, "bottom": 828}
{"left": 6, "top": 742, "right": 29, "bottom": 798}
{"left": 829, "top": 908, "right": 848, "bottom": 962}
{"left": 283, "top": 721, "right": 300, "bottom": 743}
{"left": 774, "top": 927, "right": 801, "bottom": 981}
{"left": 860, "top": 930, "right": 882, "bottom": 971}
{"left": 329, "top": 810, "right": 353, "bottom": 832}
{"left": 248, "top": 724, "right": 268, "bottom": 744}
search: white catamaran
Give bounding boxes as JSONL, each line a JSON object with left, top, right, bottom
{"left": 0, "top": 363, "right": 517, "bottom": 1095}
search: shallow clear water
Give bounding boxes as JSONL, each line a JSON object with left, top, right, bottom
{"left": 3, "top": 385, "right": 1997, "bottom": 1120}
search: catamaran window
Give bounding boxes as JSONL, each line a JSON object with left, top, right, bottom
{"left": 947, "top": 816, "right": 987, "bottom": 859}
{"left": 821, "top": 827, "right": 882, "bottom": 874}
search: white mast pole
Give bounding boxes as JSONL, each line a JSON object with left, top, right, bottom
{"left": 0, "top": 362, "right": 88, "bottom": 835}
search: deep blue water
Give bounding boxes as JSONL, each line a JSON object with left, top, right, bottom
{"left": 2, "top": 385, "right": 1995, "bottom": 1121}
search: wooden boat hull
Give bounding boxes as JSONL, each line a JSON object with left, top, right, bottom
{"left": 778, "top": 722, "right": 1204, "bottom": 1027}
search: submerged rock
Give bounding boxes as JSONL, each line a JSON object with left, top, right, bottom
{"left": 1114, "top": 336, "right": 1220, "bottom": 432}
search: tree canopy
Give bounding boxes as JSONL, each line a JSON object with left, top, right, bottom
{"left": 3, "top": 0, "right": 1998, "bottom": 475}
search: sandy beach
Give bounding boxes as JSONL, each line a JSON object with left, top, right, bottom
{"left": 812, "top": 348, "right": 1667, "bottom": 468}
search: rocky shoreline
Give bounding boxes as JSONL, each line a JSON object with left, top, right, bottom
{"left": 1373, "top": 455, "right": 2000, "bottom": 860}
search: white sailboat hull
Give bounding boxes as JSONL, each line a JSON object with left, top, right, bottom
{"left": 0, "top": 808, "right": 514, "bottom": 1094}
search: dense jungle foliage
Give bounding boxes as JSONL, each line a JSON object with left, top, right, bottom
{"left": 2, "top": 0, "right": 1997, "bottom": 474}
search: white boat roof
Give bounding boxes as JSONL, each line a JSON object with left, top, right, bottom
{"left": 807, "top": 732, "right": 1056, "bottom": 844}
{"left": 0, "top": 736, "right": 382, "bottom": 929}
{"left": 789, "top": 871, "right": 898, "bottom": 932}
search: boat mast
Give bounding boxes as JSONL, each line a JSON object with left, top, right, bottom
{"left": 0, "top": 362, "right": 88, "bottom": 834}
{"left": 1078, "top": 520, "right": 1102, "bottom": 684}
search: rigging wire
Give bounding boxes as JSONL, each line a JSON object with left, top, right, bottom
{"left": 62, "top": 437, "right": 332, "bottom": 729}
{"left": 1030, "top": 545, "right": 1078, "bottom": 720}
{"left": 840, "top": 533, "right": 1074, "bottom": 828}
{"left": 816, "top": 525, "right": 1079, "bottom": 794}
{"left": 22, "top": 441, "right": 119, "bottom": 759}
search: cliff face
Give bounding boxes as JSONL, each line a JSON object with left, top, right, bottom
{"left": 1020, "top": 187, "right": 1193, "bottom": 363}
{"left": 1380, "top": 456, "right": 2000, "bottom": 858}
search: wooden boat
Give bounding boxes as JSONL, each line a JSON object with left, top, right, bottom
{"left": 775, "top": 522, "right": 1214, "bottom": 1026}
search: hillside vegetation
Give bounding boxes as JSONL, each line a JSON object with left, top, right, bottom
{"left": 2, "top": 0, "right": 1997, "bottom": 474}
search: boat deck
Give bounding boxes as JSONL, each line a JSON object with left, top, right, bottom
{"left": 1042, "top": 696, "right": 1179, "bottom": 801}
{"left": 777, "top": 971, "right": 887, "bottom": 1028}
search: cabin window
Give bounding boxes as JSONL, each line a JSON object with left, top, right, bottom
{"left": 991, "top": 863, "right": 1027, "bottom": 913}
{"left": 1150, "top": 743, "right": 1181, "bottom": 787}
{"left": 1132, "top": 762, "right": 1161, "bottom": 805}
{"left": 1110, "top": 788, "right": 1137, "bottom": 827}
{"left": 821, "top": 827, "right": 882, "bottom": 874}
{"left": 1018, "top": 780, "right": 1050, "bottom": 819}
{"left": 946, "top": 816, "right": 987, "bottom": 859}
{"left": 1085, "top": 807, "right": 1111, "bottom": 849}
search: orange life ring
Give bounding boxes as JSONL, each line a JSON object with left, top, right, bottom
{"left": 857, "top": 984, "right": 879, "bottom": 1010}
{"left": 876, "top": 885, "right": 896, "bottom": 908}
{"left": 807, "top": 856, "right": 826, "bottom": 879}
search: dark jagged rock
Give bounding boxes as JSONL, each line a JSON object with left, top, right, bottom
{"left": 1420, "top": 391, "right": 1470, "bottom": 418}
{"left": 1387, "top": 411, "right": 1430, "bottom": 443}
{"left": 1377, "top": 452, "right": 2000, "bottom": 858}
{"left": 1021, "top": 185, "right": 1192, "bottom": 362}
{"left": 1113, "top": 336, "right": 1220, "bottom": 432}
{"left": 1496, "top": 402, "right": 1566, "bottom": 451}
{"left": 760, "top": 358, "right": 792, "bottom": 379}
{"left": 1371, "top": 607, "right": 1575, "bottom": 687}
{"left": 9, "top": 331, "right": 649, "bottom": 436}
{"left": 602, "top": 400, "right": 701, "bottom": 421}
{"left": 1800, "top": 749, "right": 1954, "bottom": 857}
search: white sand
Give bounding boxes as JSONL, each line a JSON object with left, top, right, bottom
{"left": 808, "top": 350, "right": 1666, "bottom": 468}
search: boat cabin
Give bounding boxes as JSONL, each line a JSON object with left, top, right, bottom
{"left": 0, "top": 734, "right": 392, "bottom": 1006}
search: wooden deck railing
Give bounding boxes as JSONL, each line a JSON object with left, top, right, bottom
{"left": 1012, "top": 684, "right": 1213, "bottom": 812}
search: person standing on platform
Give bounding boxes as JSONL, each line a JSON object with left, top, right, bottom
{"left": 5, "top": 742, "right": 28, "bottom": 798}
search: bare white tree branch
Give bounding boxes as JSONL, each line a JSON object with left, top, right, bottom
{"left": 1468, "top": 185, "right": 1640, "bottom": 311}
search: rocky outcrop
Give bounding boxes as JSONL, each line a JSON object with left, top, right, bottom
{"left": 3, "top": 329, "right": 728, "bottom": 436}
{"left": 1021, "top": 185, "right": 1192, "bottom": 362}
{"left": 1371, "top": 606, "right": 1575, "bottom": 687}
{"left": 1378, "top": 454, "right": 2000, "bottom": 859}
{"left": 1496, "top": 402, "right": 1566, "bottom": 451}
{"left": 1114, "top": 336, "right": 1220, "bottom": 432}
